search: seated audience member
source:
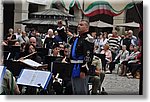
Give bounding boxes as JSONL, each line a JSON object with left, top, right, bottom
{"left": 122, "top": 33, "right": 131, "bottom": 51}
{"left": 100, "top": 44, "right": 112, "bottom": 73}
{"left": 127, "top": 46, "right": 141, "bottom": 78}
{"left": 14, "top": 28, "right": 22, "bottom": 40}
{"left": 18, "top": 31, "right": 29, "bottom": 45}
{"left": 129, "top": 44, "right": 134, "bottom": 54}
{"left": 1, "top": 69, "right": 20, "bottom": 95}
{"left": 114, "top": 45, "right": 129, "bottom": 76}
{"left": 126, "top": 46, "right": 140, "bottom": 64}
{"left": 89, "top": 55, "right": 105, "bottom": 94}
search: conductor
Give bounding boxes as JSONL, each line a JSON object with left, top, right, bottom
{"left": 70, "top": 20, "right": 94, "bottom": 94}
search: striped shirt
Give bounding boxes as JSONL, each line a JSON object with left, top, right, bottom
{"left": 107, "top": 36, "right": 121, "bottom": 50}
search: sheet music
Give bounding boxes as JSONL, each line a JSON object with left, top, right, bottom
{"left": 0, "top": 66, "right": 6, "bottom": 85}
{"left": 21, "top": 59, "right": 42, "bottom": 67}
{"left": 17, "top": 69, "right": 52, "bottom": 89}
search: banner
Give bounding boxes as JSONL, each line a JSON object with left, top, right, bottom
{"left": 51, "top": 0, "right": 139, "bottom": 17}
{"left": 27, "top": 0, "right": 49, "bottom": 5}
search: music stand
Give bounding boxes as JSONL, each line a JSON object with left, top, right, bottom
{"left": 4, "top": 60, "right": 21, "bottom": 76}
{"left": 17, "top": 69, "right": 52, "bottom": 90}
{"left": 3, "top": 45, "right": 9, "bottom": 52}
{"left": 3, "top": 51, "right": 11, "bottom": 60}
{"left": 52, "top": 62, "right": 74, "bottom": 80}
{"left": 3, "top": 45, "right": 21, "bottom": 60}
{"left": 36, "top": 48, "right": 49, "bottom": 62}
{"left": 44, "top": 56, "right": 63, "bottom": 71}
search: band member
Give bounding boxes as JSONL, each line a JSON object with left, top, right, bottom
{"left": 70, "top": 20, "right": 94, "bottom": 95}
{"left": 57, "top": 20, "right": 67, "bottom": 43}
{"left": 1, "top": 69, "right": 20, "bottom": 95}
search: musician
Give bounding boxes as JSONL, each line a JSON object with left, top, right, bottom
{"left": 56, "top": 20, "right": 67, "bottom": 43}
{"left": 1, "top": 69, "right": 20, "bottom": 95}
{"left": 61, "top": 44, "right": 71, "bottom": 63}
{"left": 22, "top": 44, "right": 42, "bottom": 63}
{"left": 51, "top": 43, "right": 61, "bottom": 57}
{"left": 70, "top": 19, "right": 94, "bottom": 94}
{"left": 89, "top": 55, "right": 105, "bottom": 94}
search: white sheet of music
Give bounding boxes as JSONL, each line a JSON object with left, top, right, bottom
{"left": 21, "top": 59, "right": 42, "bottom": 67}
{"left": 17, "top": 69, "right": 52, "bottom": 89}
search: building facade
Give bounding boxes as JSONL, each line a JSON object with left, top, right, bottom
{"left": 1, "top": 0, "right": 142, "bottom": 35}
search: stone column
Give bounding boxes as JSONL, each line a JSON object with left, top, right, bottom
{"left": 74, "top": 5, "right": 82, "bottom": 22}
{"left": 14, "top": 0, "right": 29, "bottom": 31}
{"left": 113, "top": 3, "right": 126, "bottom": 35}
{"left": 0, "top": 0, "right": 3, "bottom": 65}
{"left": 113, "top": 12, "right": 126, "bottom": 35}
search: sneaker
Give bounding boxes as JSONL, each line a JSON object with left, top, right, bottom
{"left": 127, "top": 75, "right": 133, "bottom": 79}
{"left": 126, "top": 73, "right": 132, "bottom": 76}
{"left": 105, "top": 70, "right": 111, "bottom": 74}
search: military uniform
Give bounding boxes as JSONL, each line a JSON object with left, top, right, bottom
{"left": 70, "top": 32, "right": 94, "bottom": 94}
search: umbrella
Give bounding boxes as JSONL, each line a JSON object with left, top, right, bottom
{"left": 114, "top": 21, "right": 140, "bottom": 27}
{"left": 90, "top": 20, "right": 113, "bottom": 28}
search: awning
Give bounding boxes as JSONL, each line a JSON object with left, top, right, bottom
{"left": 114, "top": 21, "right": 140, "bottom": 27}
{"left": 16, "top": 19, "right": 78, "bottom": 26}
{"left": 90, "top": 20, "right": 113, "bottom": 28}
{"left": 31, "top": 8, "right": 74, "bottom": 17}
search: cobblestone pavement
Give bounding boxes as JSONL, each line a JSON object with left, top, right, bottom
{"left": 102, "top": 69, "right": 140, "bottom": 95}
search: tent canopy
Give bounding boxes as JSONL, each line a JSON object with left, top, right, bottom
{"left": 90, "top": 20, "right": 113, "bottom": 28}
{"left": 114, "top": 21, "right": 140, "bottom": 27}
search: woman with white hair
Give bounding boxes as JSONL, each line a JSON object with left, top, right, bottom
{"left": 114, "top": 45, "right": 129, "bottom": 76}
{"left": 43, "top": 29, "right": 57, "bottom": 49}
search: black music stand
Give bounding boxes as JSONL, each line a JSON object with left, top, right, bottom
{"left": 52, "top": 62, "right": 74, "bottom": 94}
{"left": 52, "top": 62, "right": 74, "bottom": 80}
{"left": 3, "top": 51, "right": 11, "bottom": 60}
{"left": 3, "top": 45, "right": 20, "bottom": 60}
{"left": 4, "top": 60, "right": 22, "bottom": 76}
{"left": 36, "top": 47, "right": 49, "bottom": 62}
{"left": 44, "top": 56, "right": 63, "bottom": 71}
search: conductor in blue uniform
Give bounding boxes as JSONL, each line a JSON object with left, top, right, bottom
{"left": 70, "top": 20, "right": 94, "bottom": 95}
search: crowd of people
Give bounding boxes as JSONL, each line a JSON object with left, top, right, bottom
{"left": 0, "top": 19, "right": 142, "bottom": 95}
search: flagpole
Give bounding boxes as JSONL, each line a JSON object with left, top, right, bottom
{"left": 82, "top": 0, "right": 84, "bottom": 19}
